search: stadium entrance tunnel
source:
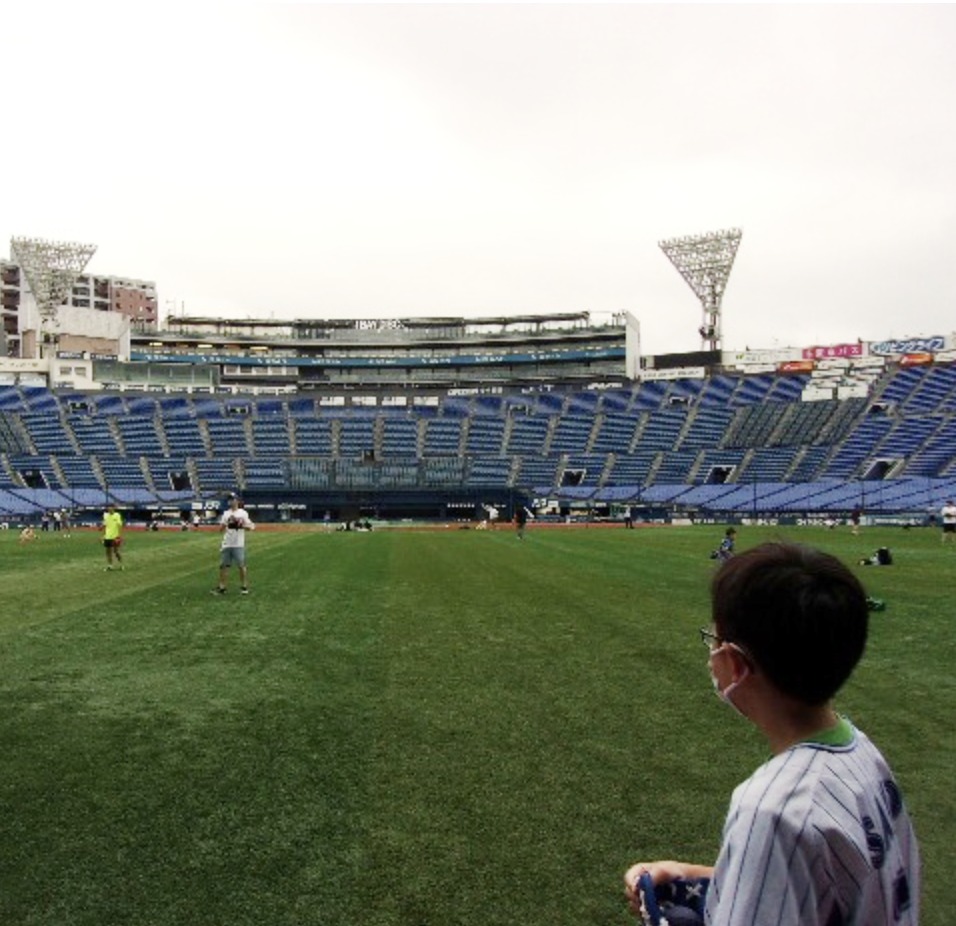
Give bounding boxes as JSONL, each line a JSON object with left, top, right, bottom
{"left": 863, "top": 459, "right": 902, "bottom": 481}
{"left": 705, "top": 465, "right": 735, "bottom": 485}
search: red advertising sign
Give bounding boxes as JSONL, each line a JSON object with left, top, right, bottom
{"left": 899, "top": 353, "right": 933, "bottom": 367}
{"left": 778, "top": 360, "right": 816, "bottom": 373}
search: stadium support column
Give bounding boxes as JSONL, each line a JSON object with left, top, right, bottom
{"left": 9, "top": 236, "right": 97, "bottom": 361}
{"left": 623, "top": 311, "right": 641, "bottom": 380}
{"left": 658, "top": 228, "right": 742, "bottom": 352}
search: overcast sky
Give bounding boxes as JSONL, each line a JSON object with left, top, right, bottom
{"left": 2, "top": 3, "right": 955, "bottom": 356}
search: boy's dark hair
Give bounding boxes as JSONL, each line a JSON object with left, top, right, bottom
{"left": 711, "top": 542, "right": 868, "bottom": 705}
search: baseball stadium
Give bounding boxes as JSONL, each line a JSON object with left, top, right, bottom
{"left": 0, "top": 233, "right": 951, "bottom": 925}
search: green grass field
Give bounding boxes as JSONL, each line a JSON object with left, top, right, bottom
{"left": 0, "top": 522, "right": 952, "bottom": 926}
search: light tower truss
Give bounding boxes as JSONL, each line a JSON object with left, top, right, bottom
{"left": 658, "top": 228, "right": 742, "bottom": 351}
{"left": 10, "top": 236, "right": 97, "bottom": 346}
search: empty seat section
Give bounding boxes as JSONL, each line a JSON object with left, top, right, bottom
{"left": 380, "top": 419, "right": 419, "bottom": 457}
{"left": 117, "top": 416, "right": 164, "bottom": 456}
{"left": 549, "top": 416, "right": 593, "bottom": 453}
{"left": 294, "top": 420, "right": 334, "bottom": 455}
{"left": 100, "top": 459, "right": 147, "bottom": 488}
{"left": 466, "top": 417, "right": 505, "bottom": 455}
{"left": 654, "top": 449, "right": 697, "bottom": 484}
{"left": 193, "top": 459, "right": 239, "bottom": 493}
{"left": 165, "top": 419, "right": 206, "bottom": 457}
{"left": 632, "top": 381, "right": 669, "bottom": 411}
{"left": 421, "top": 457, "right": 465, "bottom": 486}
{"left": 206, "top": 419, "right": 250, "bottom": 457}
{"left": 877, "top": 367, "right": 926, "bottom": 406}
{"left": 71, "top": 417, "right": 120, "bottom": 455}
{"left": 591, "top": 414, "right": 639, "bottom": 453}
{"left": 244, "top": 459, "right": 288, "bottom": 488}
{"left": 507, "top": 416, "right": 550, "bottom": 454}
{"left": 878, "top": 417, "right": 944, "bottom": 461}
{"left": 637, "top": 408, "right": 686, "bottom": 451}
{"left": 55, "top": 456, "right": 102, "bottom": 488}
{"left": 605, "top": 450, "right": 658, "bottom": 486}
{"left": 902, "top": 365, "right": 956, "bottom": 414}
{"left": 564, "top": 392, "right": 599, "bottom": 416}
{"left": 465, "top": 456, "right": 511, "bottom": 485}
{"left": 697, "top": 375, "right": 738, "bottom": 406}
{"left": 516, "top": 456, "right": 559, "bottom": 490}
{"left": 423, "top": 419, "right": 462, "bottom": 455}
{"left": 730, "top": 374, "right": 774, "bottom": 407}
{"left": 20, "top": 412, "right": 73, "bottom": 454}
{"left": 765, "top": 375, "right": 810, "bottom": 402}
{"left": 251, "top": 418, "right": 292, "bottom": 456}
{"left": 681, "top": 407, "right": 734, "bottom": 450}
{"left": 532, "top": 393, "right": 565, "bottom": 414}
{"left": 904, "top": 418, "right": 956, "bottom": 476}
{"left": 338, "top": 419, "right": 375, "bottom": 458}
{"left": 288, "top": 457, "right": 334, "bottom": 489}
{"left": 740, "top": 447, "right": 798, "bottom": 482}
{"left": 597, "top": 388, "right": 635, "bottom": 413}
{"left": 821, "top": 417, "right": 894, "bottom": 478}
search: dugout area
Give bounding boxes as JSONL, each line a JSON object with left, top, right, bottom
{"left": 234, "top": 486, "right": 534, "bottom": 524}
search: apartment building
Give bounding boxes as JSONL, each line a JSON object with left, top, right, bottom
{"left": 0, "top": 259, "right": 157, "bottom": 357}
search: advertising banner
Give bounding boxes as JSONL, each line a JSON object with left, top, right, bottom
{"left": 869, "top": 336, "right": 945, "bottom": 356}
{"left": 899, "top": 353, "right": 934, "bottom": 367}
{"left": 801, "top": 343, "right": 864, "bottom": 360}
{"left": 778, "top": 360, "right": 816, "bottom": 373}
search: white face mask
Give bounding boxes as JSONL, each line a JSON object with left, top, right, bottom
{"left": 709, "top": 643, "right": 750, "bottom": 717}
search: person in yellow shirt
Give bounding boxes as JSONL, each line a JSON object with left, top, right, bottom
{"left": 102, "top": 503, "right": 124, "bottom": 570}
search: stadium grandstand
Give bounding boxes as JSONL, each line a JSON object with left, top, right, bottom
{"left": 1, "top": 235, "right": 955, "bottom": 526}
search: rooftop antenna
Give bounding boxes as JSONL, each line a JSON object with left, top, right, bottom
{"left": 659, "top": 228, "right": 742, "bottom": 351}
{"left": 10, "top": 235, "right": 97, "bottom": 357}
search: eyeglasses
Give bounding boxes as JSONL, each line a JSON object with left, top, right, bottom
{"left": 700, "top": 628, "right": 755, "bottom": 666}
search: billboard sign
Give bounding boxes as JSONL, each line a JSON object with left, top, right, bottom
{"left": 870, "top": 336, "right": 945, "bottom": 356}
{"left": 801, "top": 343, "right": 864, "bottom": 361}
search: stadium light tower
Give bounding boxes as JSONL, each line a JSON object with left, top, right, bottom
{"left": 658, "top": 228, "right": 742, "bottom": 351}
{"left": 10, "top": 235, "right": 97, "bottom": 356}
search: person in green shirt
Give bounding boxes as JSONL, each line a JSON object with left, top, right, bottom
{"left": 102, "top": 503, "right": 124, "bottom": 570}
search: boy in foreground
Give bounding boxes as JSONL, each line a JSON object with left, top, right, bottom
{"left": 624, "top": 541, "right": 919, "bottom": 925}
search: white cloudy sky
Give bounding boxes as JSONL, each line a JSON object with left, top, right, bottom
{"left": 2, "top": 3, "right": 955, "bottom": 356}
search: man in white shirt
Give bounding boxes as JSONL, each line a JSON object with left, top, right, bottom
{"left": 624, "top": 542, "right": 920, "bottom": 926}
{"left": 213, "top": 496, "right": 255, "bottom": 595}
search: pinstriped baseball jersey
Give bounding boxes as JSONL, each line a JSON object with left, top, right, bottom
{"left": 705, "top": 724, "right": 919, "bottom": 925}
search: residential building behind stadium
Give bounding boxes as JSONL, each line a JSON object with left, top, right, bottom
{"left": 1, "top": 249, "right": 954, "bottom": 525}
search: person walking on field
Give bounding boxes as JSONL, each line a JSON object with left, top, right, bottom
{"left": 213, "top": 496, "right": 254, "bottom": 595}
{"left": 941, "top": 499, "right": 956, "bottom": 543}
{"left": 102, "top": 503, "right": 124, "bottom": 570}
{"left": 514, "top": 505, "right": 532, "bottom": 540}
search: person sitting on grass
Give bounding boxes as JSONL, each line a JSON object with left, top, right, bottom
{"left": 710, "top": 527, "right": 736, "bottom": 562}
{"left": 624, "top": 541, "right": 920, "bottom": 925}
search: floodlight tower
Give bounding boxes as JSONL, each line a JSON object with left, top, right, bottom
{"left": 10, "top": 236, "right": 97, "bottom": 357}
{"left": 658, "top": 228, "right": 742, "bottom": 351}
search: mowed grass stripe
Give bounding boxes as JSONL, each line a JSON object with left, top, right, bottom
{"left": 0, "top": 526, "right": 952, "bottom": 925}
